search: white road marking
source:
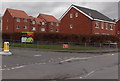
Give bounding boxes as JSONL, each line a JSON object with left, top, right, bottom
{"left": 1, "top": 65, "right": 25, "bottom": 71}
{"left": 83, "top": 70, "right": 95, "bottom": 78}
{"left": 80, "top": 77, "right": 83, "bottom": 79}
{"left": 60, "top": 57, "right": 92, "bottom": 63}
{"left": 3, "top": 65, "right": 7, "bottom": 68}
{"left": 34, "top": 55, "right": 41, "bottom": 57}
{"left": 111, "top": 54, "right": 115, "bottom": 56}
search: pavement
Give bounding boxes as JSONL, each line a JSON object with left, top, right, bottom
{"left": 1, "top": 47, "right": 119, "bottom": 79}
{"left": 11, "top": 47, "right": 119, "bottom": 53}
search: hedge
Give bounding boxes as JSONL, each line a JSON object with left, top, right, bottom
{"left": 2, "top": 32, "right": 119, "bottom": 43}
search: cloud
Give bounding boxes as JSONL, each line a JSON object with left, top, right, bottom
{"left": 1, "top": 2, "right": 119, "bottom": 20}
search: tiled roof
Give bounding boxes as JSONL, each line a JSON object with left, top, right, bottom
{"left": 72, "top": 5, "right": 114, "bottom": 22}
{"left": 34, "top": 18, "right": 44, "bottom": 24}
{"left": 7, "top": 8, "right": 29, "bottom": 19}
{"left": 38, "top": 14, "right": 59, "bottom": 23}
{"left": 28, "top": 16, "right": 35, "bottom": 20}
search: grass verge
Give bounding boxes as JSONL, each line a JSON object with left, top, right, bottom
{"left": 10, "top": 43, "right": 98, "bottom": 50}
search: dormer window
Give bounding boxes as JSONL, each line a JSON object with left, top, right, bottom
{"left": 16, "top": 18, "right": 20, "bottom": 22}
{"left": 56, "top": 23, "right": 59, "bottom": 26}
{"left": 24, "top": 19, "right": 27, "bottom": 22}
{"left": 32, "top": 21, "right": 35, "bottom": 24}
{"left": 42, "top": 22, "right": 45, "bottom": 25}
{"left": 51, "top": 22, "right": 54, "bottom": 25}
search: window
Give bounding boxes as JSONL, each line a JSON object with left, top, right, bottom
{"left": 75, "top": 13, "right": 78, "bottom": 17}
{"left": 42, "top": 22, "right": 45, "bottom": 25}
{"left": 95, "top": 33, "right": 99, "bottom": 35}
{"left": 70, "top": 24, "right": 73, "bottom": 29}
{"left": 101, "top": 23, "right": 104, "bottom": 29}
{"left": 56, "top": 29, "right": 59, "bottom": 32}
{"left": 56, "top": 23, "right": 59, "bottom": 26}
{"left": 50, "top": 28, "right": 53, "bottom": 32}
{"left": 16, "top": 18, "right": 20, "bottom": 22}
{"left": 32, "top": 27, "right": 36, "bottom": 31}
{"left": 7, "top": 19, "right": 8, "bottom": 22}
{"left": 32, "top": 21, "right": 35, "bottom": 24}
{"left": 24, "top": 26, "right": 28, "bottom": 29}
{"left": 51, "top": 22, "right": 54, "bottom": 25}
{"left": 16, "top": 25, "right": 20, "bottom": 29}
{"left": 101, "top": 33, "right": 110, "bottom": 35}
{"left": 6, "top": 26, "right": 8, "bottom": 30}
{"left": 118, "top": 31, "right": 120, "bottom": 34}
{"left": 70, "top": 13, "right": 73, "bottom": 18}
{"left": 95, "top": 22, "right": 99, "bottom": 28}
{"left": 106, "top": 23, "right": 108, "bottom": 30}
{"left": 110, "top": 24, "right": 113, "bottom": 30}
{"left": 41, "top": 28, "right": 45, "bottom": 32}
{"left": 24, "top": 19, "right": 27, "bottom": 22}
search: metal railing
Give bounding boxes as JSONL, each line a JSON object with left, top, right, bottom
{"left": 2, "top": 39, "right": 118, "bottom": 49}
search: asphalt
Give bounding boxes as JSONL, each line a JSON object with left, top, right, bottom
{"left": 1, "top": 48, "right": 119, "bottom": 79}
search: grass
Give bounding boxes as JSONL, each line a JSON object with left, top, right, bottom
{"left": 0, "top": 42, "right": 2, "bottom": 48}
{"left": 10, "top": 43, "right": 98, "bottom": 50}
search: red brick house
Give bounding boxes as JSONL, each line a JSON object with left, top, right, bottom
{"left": 2, "top": 8, "right": 30, "bottom": 33}
{"left": 116, "top": 19, "right": 120, "bottom": 36}
{"left": 2, "top": 8, "right": 60, "bottom": 33}
{"left": 37, "top": 14, "right": 60, "bottom": 33}
{"left": 60, "top": 4, "right": 116, "bottom": 35}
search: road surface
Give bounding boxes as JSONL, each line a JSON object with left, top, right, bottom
{"left": 1, "top": 48, "right": 119, "bottom": 79}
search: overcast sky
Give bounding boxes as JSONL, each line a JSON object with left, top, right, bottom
{"left": 1, "top": 1, "right": 119, "bottom": 20}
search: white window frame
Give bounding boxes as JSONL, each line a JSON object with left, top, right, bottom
{"left": 95, "top": 33, "right": 99, "bottom": 35}
{"left": 24, "top": 19, "right": 27, "bottom": 22}
{"left": 56, "top": 23, "right": 59, "bottom": 26}
{"left": 56, "top": 29, "right": 59, "bottom": 32}
{"left": 32, "top": 27, "right": 36, "bottom": 31}
{"left": 70, "top": 24, "right": 73, "bottom": 29}
{"left": 110, "top": 24, "right": 113, "bottom": 30}
{"left": 6, "top": 26, "right": 8, "bottom": 30}
{"left": 50, "top": 28, "right": 53, "bottom": 32}
{"left": 16, "top": 25, "right": 20, "bottom": 29}
{"left": 75, "top": 12, "right": 78, "bottom": 17}
{"left": 51, "top": 22, "right": 54, "bottom": 25}
{"left": 70, "top": 13, "right": 73, "bottom": 18}
{"left": 42, "top": 22, "right": 45, "bottom": 25}
{"left": 24, "top": 26, "right": 28, "bottom": 29}
{"left": 106, "top": 23, "right": 108, "bottom": 30}
{"left": 101, "top": 23, "right": 104, "bottom": 29}
{"left": 7, "top": 19, "right": 8, "bottom": 22}
{"left": 117, "top": 31, "right": 120, "bottom": 34}
{"left": 32, "top": 21, "right": 35, "bottom": 24}
{"left": 95, "top": 22, "right": 99, "bottom": 28}
{"left": 41, "top": 28, "right": 45, "bottom": 32}
{"left": 16, "top": 18, "right": 20, "bottom": 22}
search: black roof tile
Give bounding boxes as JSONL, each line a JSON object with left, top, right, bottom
{"left": 72, "top": 5, "right": 114, "bottom": 22}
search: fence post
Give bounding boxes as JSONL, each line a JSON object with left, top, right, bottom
{"left": 85, "top": 43, "right": 87, "bottom": 47}
{"left": 116, "top": 43, "right": 118, "bottom": 49}
{"left": 100, "top": 43, "right": 102, "bottom": 48}
{"left": 109, "top": 43, "right": 110, "bottom": 48}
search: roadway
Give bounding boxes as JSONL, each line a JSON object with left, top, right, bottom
{"left": 1, "top": 48, "right": 119, "bottom": 79}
